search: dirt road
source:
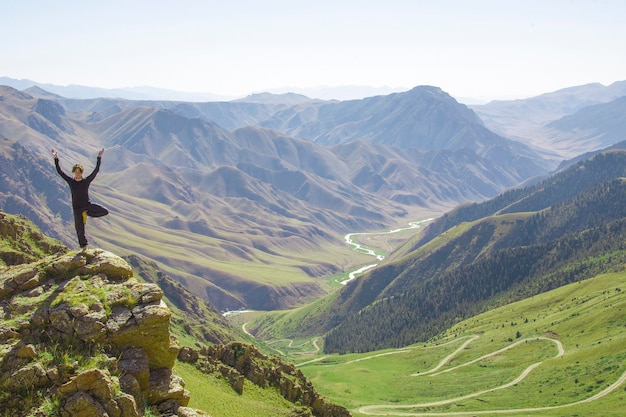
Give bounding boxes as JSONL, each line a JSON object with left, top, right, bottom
{"left": 358, "top": 336, "right": 623, "bottom": 416}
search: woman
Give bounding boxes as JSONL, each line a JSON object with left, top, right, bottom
{"left": 52, "top": 148, "right": 109, "bottom": 250}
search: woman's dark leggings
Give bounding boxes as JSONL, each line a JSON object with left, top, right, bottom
{"left": 73, "top": 203, "right": 108, "bottom": 247}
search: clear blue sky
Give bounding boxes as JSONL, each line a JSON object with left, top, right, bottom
{"left": 1, "top": 0, "right": 625, "bottom": 100}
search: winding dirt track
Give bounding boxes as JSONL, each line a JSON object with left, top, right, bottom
{"left": 357, "top": 336, "right": 625, "bottom": 416}
{"left": 411, "top": 336, "right": 480, "bottom": 376}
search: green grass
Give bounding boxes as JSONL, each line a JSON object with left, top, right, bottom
{"left": 0, "top": 212, "right": 66, "bottom": 266}
{"left": 174, "top": 361, "right": 307, "bottom": 417}
{"left": 394, "top": 212, "right": 534, "bottom": 264}
{"left": 86, "top": 189, "right": 381, "bottom": 314}
{"left": 50, "top": 276, "right": 139, "bottom": 315}
{"left": 234, "top": 291, "right": 343, "bottom": 344}
{"left": 280, "top": 271, "right": 626, "bottom": 416}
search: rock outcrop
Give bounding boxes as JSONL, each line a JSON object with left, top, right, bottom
{"left": 0, "top": 247, "right": 202, "bottom": 417}
{"left": 0, "top": 211, "right": 67, "bottom": 266}
{"left": 178, "top": 342, "right": 352, "bottom": 417}
{"left": 1, "top": 211, "right": 352, "bottom": 417}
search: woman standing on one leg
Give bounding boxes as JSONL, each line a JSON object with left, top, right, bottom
{"left": 52, "top": 148, "right": 109, "bottom": 250}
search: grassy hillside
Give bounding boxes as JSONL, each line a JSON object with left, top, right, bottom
{"left": 297, "top": 270, "right": 626, "bottom": 416}
{"left": 318, "top": 152, "right": 626, "bottom": 353}
{"left": 413, "top": 150, "right": 626, "bottom": 249}
{"left": 238, "top": 218, "right": 437, "bottom": 342}
{"left": 231, "top": 153, "right": 626, "bottom": 359}
{"left": 0, "top": 210, "right": 67, "bottom": 266}
{"left": 241, "top": 163, "right": 626, "bottom": 353}
{"left": 174, "top": 361, "right": 304, "bottom": 417}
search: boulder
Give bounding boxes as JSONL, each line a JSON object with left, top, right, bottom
{"left": 78, "top": 249, "right": 133, "bottom": 280}
{"left": 61, "top": 391, "right": 109, "bottom": 417}
{"left": 15, "top": 343, "right": 37, "bottom": 358}
{"left": 176, "top": 407, "right": 213, "bottom": 417}
{"left": 56, "top": 368, "right": 136, "bottom": 417}
{"left": 147, "top": 368, "right": 190, "bottom": 407}
{"left": 0, "top": 228, "right": 199, "bottom": 417}
{"left": 0, "top": 264, "right": 40, "bottom": 299}
{"left": 110, "top": 299, "right": 179, "bottom": 369}
{"left": 178, "top": 346, "right": 199, "bottom": 363}
{"left": 118, "top": 348, "right": 150, "bottom": 390}
{"left": 7, "top": 362, "right": 49, "bottom": 390}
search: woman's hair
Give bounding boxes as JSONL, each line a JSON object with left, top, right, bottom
{"left": 72, "top": 163, "right": 84, "bottom": 173}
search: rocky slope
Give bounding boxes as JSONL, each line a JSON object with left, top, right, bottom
{"left": 178, "top": 343, "right": 350, "bottom": 417}
{"left": 0, "top": 211, "right": 351, "bottom": 417}
{"left": 0, "top": 244, "right": 196, "bottom": 416}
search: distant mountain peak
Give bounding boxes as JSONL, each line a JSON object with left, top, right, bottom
{"left": 0, "top": 84, "right": 33, "bottom": 100}
{"left": 23, "top": 85, "right": 66, "bottom": 99}
{"left": 234, "top": 91, "right": 315, "bottom": 104}
{"left": 408, "top": 85, "right": 445, "bottom": 94}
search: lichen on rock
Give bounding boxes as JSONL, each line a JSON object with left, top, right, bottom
{"left": 0, "top": 247, "right": 198, "bottom": 417}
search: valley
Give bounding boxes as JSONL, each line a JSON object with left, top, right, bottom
{"left": 261, "top": 271, "right": 626, "bottom": 416}
{"left": 2, "top": 79, "right": 626, "bottom": 416}
{"left": 226, "top": 166, "right": 626, "bottom": 415}
{"left": 4, "top": 80, "right": 625, "bottom": 318}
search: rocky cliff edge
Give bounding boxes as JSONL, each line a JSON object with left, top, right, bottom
{"left": 0, "top": 247, "right": 204, "bottom": 417}
{"left": 0, "top": 210, "right": 351, "bottom": 417}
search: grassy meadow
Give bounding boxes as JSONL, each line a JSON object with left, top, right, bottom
{"left": 244, "top": 271, "right": 626, "bottom": 416}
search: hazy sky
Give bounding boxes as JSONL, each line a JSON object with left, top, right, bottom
{"left": 2, "top": 0, "right": 625, "bottom": 100}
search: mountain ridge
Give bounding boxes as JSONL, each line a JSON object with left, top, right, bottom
{"left": 255, "top": 149, "right": 626, "bottom": 353}
{"left": 0, "top": 83, "right": 547, "bottom": 311}
{"left": 471, "top": 80, "right": 626, "bottom": 159}
{"left": 1, "top": 80, "right": 624, "bottom": 316}
{"left": 2, "top": 78, "right": 626, "bottom": 413}
{"left": 1, "top": 76, "right": 407, "bottom": 101}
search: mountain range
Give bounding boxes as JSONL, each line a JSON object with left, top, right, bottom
{"left": 471, "top": 80, "right": 626, "bottom": 159}
{"left": 0, "top": 76, "right": 407, "bottom": 101}
{"left": 1, "top": 80, "right": 625, "bottom": 314}
{"left": 2, "top": 77, "right": 626, "bottom": 415}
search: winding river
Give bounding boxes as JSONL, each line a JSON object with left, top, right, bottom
{"left": 340, "top": 218, "right": 433, "bottom": 285}
{"left": 223, "top": 218, "right": 434, "bottom": 315}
